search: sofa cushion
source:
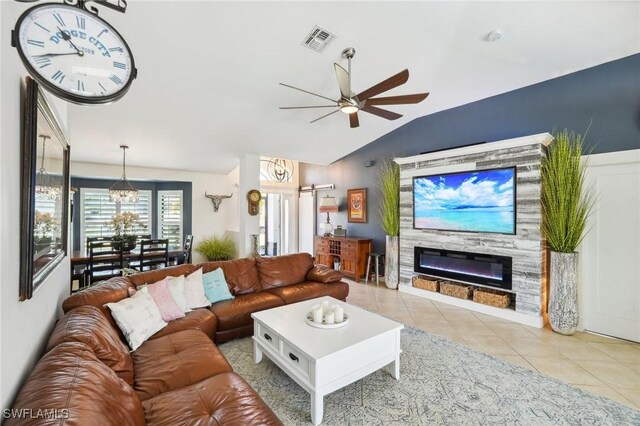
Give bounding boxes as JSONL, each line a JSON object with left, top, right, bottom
{"left": 7, "top": 342, "right": 144, "bottom": 426}
{"left": 149, "top": 307, "right": 217, "bottom": 341}
{"left": 142, "top": 372, "right": 282, "bottom": 426}
{"left": 46, "top": 305, "right": 134, "bottom": 385}
{"left": 132, "top": 329, "right": 232, "bottom": 401}
{"left": 266, "top": 281, "right": 350, "bottom": 304}
{"left": 62, "top": 276, "right": 132, "bottom": 320}
{"left": 184, "top": 268, "right": 211, "bottom": 309}
{"left": 203, "top": 268, "right": 235, "bottom": 303}
{"left": 199, "top": 258, "right": 261, "bottom": 295}
{"left": 106, "top": 286, "right": 167, "bottom": 351}
{"left": 126, "top": 264, "right": 197, "bottom": 287}
{"left": 256, "top": 253, "right": 315, "bottom": 289}
{"left": 306, "top": 264, "right": 344, "bottom": 283}
{"left": 145, "top": 278, "right": 186, "bottom": 322}
{"left": 209, "top": 292, "right": 284, "bottom": 331}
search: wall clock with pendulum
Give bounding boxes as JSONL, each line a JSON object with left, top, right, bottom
{"left": 12, "top": 0, "right": 137, "bottom": 105}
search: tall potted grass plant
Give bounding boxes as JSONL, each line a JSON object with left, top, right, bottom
{"left": 379, "top": 158, "right": 400, "bottom": 289}
{"left": 542, "top": 130, "right": 594, "bottom": 335}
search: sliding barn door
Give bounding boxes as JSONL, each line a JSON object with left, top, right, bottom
{"left": 298, "top": 191, "right": 316, "bottom": 256}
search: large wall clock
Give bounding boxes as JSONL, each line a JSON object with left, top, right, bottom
{"left": 12, "top": 2, "right": 137, "bottom": 105}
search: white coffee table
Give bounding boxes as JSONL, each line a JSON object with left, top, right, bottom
{"left": 251, "top": 296, "right": 403, "bottom": 425}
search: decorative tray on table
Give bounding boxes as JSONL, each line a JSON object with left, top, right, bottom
{"left": 305, "top": 312, "right": 349, "bottom": 329}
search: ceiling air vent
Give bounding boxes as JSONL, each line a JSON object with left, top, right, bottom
{"left": 301, "top": 25, "right": 336, "bottom": 53}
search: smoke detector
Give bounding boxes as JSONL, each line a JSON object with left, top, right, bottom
{"left": 487, "top": 30, "right": 502, "bottom": 42}
{"left": 301, "top": 25, "right": 336, "bottom": 53}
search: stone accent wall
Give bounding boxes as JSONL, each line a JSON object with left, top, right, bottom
{"left": 397, "top": 134, "right": 551, "bottom": 317}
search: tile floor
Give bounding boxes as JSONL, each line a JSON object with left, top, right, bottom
{"left": 346, "top": 280, "right": 640, "bottom": 410}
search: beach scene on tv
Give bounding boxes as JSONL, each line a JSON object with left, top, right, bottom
{"left": 413, "top": 168, "right": 515, "bottom": 234}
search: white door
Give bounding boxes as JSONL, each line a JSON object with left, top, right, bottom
{"left": 581, "top": 150, "right": 640, "bottom": 342}
{"left": 298, "top": 191, "right": 316, "bottom": 256}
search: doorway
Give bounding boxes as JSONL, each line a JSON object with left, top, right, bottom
{"left": 259, "top": 192, "right": 295, "bottom": 256}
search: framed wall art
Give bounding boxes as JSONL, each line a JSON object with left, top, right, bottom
{"left": 347, "top": 188, "right": 367, "bottom": 223}
{"left": 20, "top": 77, "right": 70, "bottom": 300}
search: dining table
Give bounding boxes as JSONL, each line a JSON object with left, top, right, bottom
{"left": 71, "top": 249, "right": 184, "bottom": 268}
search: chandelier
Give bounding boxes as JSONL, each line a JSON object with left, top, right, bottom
{"left": 260, "top": 158, "right": 294, "bottom": 182}
{"left": 109, "top": 145, "right": 139, "bottom": 203}
{"left": 35, "top": 135, "right": 62, "bottom": 201}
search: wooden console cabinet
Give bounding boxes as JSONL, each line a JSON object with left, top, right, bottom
{"left": 314, "top": 236, "right": 372, "bottom": 281}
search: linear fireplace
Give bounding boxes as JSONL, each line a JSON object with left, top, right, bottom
{"left": 414, "top": 247, "right": 513, "bottom": 291}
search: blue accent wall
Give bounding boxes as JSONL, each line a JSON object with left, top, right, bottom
{"left": 300, "top": 54, "right": 640, "bottom": 254}
{"left": 71, "top": 177, "right": 192, "bottom": 251}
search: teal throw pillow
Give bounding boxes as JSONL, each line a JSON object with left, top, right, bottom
{"left": 202, "top": 268, "right": 234, "bottom": 304}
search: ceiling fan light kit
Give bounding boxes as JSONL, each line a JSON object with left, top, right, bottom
{"left": 280, "top": 47, "right": 429, "bottom": 128}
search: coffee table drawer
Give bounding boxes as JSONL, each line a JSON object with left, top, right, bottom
{"left": 256, "top": 323, "right": 280, "bottom": 352}
{"left": 282, "top": 341, "right": 310, "bottom": 379}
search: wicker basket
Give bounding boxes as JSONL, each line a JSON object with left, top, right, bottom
{"left": 473, "top": 288, "right": 511, "bottom": 308}
{"left": 439, "top": 281, "right": 473, "bottom": 300}
{"left": 412, "top": 275, "right": 440, "bottom": 292}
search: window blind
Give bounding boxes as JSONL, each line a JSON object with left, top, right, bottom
{"left": 80, "top": 188, "right": 151, "bottom": 251}
{"left": 158, "top": 190, "right": 183, "bottom": 249}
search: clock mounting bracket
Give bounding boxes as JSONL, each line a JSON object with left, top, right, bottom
{"left": 14, "top": 0, "right": 129, "bottom": 16}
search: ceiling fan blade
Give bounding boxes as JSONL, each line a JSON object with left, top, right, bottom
{"left": 349, "top": 112, "right": 360, "bottom": 128}
{"left": 361, "top": 104, "right": 403, "bottom": 120}
{"left": 334, "top": 63, "right": 350, "bottom": 99}
{"left": 279, "top": 105, "right": 337, "bottom": 109}
{"left": 357, "top": 69, "right": 409, "bottom": 101}
{"left": 310, "top": 109, "right": 340, "bottom": 124}
{"left": 279, "top": 83, "right": 336, "bottom": 103}
{"left": 366, "top": 93, "right": 429, "bottom": 105}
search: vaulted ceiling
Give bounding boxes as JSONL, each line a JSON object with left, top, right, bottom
{"left": 67, "top": 1, "right": 640, "bottom": 174}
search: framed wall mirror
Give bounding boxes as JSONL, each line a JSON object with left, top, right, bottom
{"left": 19, "top": 77, "right": 70, "bottom": 300}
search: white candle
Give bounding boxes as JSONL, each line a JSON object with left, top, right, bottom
{"left": 312, "top": 305, "right": 323, "bottom": 324}
{"left": 321, "top": 300, "right": 330, "bottom": 315}
{"left": 325, "top": 311, "right": 335, "bottom": 325}
{"left": 334, "top": 305, "right": 344, "bottom": 323}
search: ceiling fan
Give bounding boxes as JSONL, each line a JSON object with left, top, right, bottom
{"left": 279, "top": 47, "right": 429, "bottom": 128}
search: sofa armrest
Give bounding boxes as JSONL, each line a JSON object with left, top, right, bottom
{"left": 306, "top": 264, "right": 344, "bottom": 283}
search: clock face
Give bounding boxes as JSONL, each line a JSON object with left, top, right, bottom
{"left": 14, "top": 3, "right": 136, "bottom": 104}
{"left": 248, "top": 190, "right": 261, "bottom": 203}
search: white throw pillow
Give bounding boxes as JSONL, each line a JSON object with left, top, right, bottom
{"left": 166, "top": 275, "right": 191, "bottom": 313}
{"left": 106, "top": 286, "right": 167, "bottom": 351}
{"left": 184, "top": 268, "right": 211, "bottom": 309}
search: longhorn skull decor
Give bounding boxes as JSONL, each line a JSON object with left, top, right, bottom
{"left": 205, "top": 192, "right": 233, "bottom": 212}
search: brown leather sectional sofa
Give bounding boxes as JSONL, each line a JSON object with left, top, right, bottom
{"left": 7, "top": 253, "right": 348, "bottom": 425}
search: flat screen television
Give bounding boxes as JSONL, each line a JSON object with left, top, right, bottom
{"left": 413, "top": 166, "right": 516, "bottom": 234}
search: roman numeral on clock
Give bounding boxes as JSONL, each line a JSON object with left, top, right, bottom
{"left": 77, "top": 80, "right": 85, "bottom": 92}
{"left": 109, "top": 47, "right": 123, "bottom": 53}
{"left": 53, "top": 13, "right": 65, "bottom": 27}
{"left": 109, "top": 74, "right": 123, "bottom": 85}
{"left": 113, "top": 61, "right": 126, "bottom": 70}
{"left": 52, "top": 70, "right": 65, "bottom": 84}
{"left": 27, "top": 39, "right": 45, "bottom": 48}
{"left": 76, "top": 16, "right": 86, "bottom": 30}
{"left": 34, "top": 56, "right": 51, "bottom": 68}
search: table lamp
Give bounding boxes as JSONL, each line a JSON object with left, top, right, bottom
{"left": 318, "top": 195, "right": 339, "bottom": 236}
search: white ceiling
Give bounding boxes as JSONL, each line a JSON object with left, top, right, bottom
{"left": 67, "top": 1, "right": 640, "bottom": 174}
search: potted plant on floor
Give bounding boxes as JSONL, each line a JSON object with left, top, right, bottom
{"left": 109, "top": 211, "right": 146, "bottom": 252}
{"left": 379, "top": 158, "right": 400, "bottom": 289}
{"left": 541, "top": 129, "right": 595, "bottom": 335}
{"left": 195, "top": 234, "right": 236, "bottom": 261}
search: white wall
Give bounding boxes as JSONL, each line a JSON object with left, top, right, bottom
{"left": 70, "top": 162, "right": 237, "bottom": 264}
{"left": 1, "top": 1, "right": 72, "bottom": 408}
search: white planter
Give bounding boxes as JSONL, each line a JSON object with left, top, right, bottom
{"left": 548, "top": 251, "right": 579, "bottom": 335}
{"left": 385, "top": 236, "right": 399, "bottom": 290}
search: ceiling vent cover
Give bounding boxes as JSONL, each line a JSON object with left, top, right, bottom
{"left": 301, "top": 25, "right": 336, "bottom": 53}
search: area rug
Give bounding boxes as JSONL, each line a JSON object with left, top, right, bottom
{"left": 219, "top": 326, "right": 640, "bottom": 425}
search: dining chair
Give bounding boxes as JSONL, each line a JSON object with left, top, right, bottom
{"left": 177, "top": 234, "right": 194, "bottom": 265}
{"left": 88, "top": 240, "right": 124, "bottom": 284}
{"left": 134, "top": 238, "right": 169, "bottom": 271}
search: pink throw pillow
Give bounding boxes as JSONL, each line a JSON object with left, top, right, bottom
{"left": 146, "top": 278, "right": 185, "bottom": 322}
